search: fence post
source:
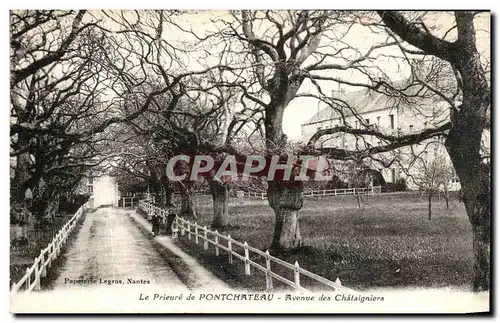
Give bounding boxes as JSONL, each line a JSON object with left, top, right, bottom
{"left": 172, "top": 217, "right": 178, "bottom": 239}
{"left": 203, "top": 226, "right": 208, "bottom": 250}
{"left": 294, "top": 261, "right": 301, "bottom": 291}
{"left": 63, "top": 225, "right": 68, "bottom": 242}
{"left": 335, "top": 278, "right": 342, "bottom": 286}
{"left": 40, "top": 250, "right": 46, "bottom": 278}
{"left": 53, "top": 236, "right": 59, "bottom": 259}
{"left": 47, "top": 243, "right": 52, "bottom": 267}
{"left": 323, "top": 190, "right": 326, "bottom": 196}
{"left": 54, "top": 238, "right": 58, "bottom": 259}
{"left": 214, "top": 230, "right": 219, "bottom": 256}
{"left": 181, "top": 218, "right": 185, "bottom": 236}
{"left": 244, "top": 242, "right": 251, "bottom": 275}
{"left": 26, "top": 268, "right": 31, "bottom": 291}
{"left": 261, "top": 192, "right": 264, "bottom": 200}
{"left": 195, "top": 224, "right": 199, "bottom": 245}
{"left": 187, "top": 221, "right": 191, "bottom": 240}
{"left": 34, "top": 258, "right": 40, "bottom": 291}
{"left": 227, "top": 234, "right": 233, "bottom": 264}
{"left": 334, "top": 189, "right": 337, "bottom": 196}
{"left": 265, "top": 250, "right": 273, "bottom": 290}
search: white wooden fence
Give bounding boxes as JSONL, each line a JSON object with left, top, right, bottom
{"left": 138, "top": 199, "right": 162, "bottom": 220}
{"left": 120, "top": 197, "right": 138, "bottom": 208}
{"left": 10, "top": 202, "right": 89, "bottom": 294}
{"left": 139, "top": 200, "right": 359, "bottom": 294}
{"left": 242, "top": 186, "right": 382, "bottom": 200}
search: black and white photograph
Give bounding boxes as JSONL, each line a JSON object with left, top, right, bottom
{"left": 8, "top": 9, "right": 491, "bottom": 314}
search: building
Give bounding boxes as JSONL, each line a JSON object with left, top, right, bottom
{"left": 300, "top": 85, "right": 489, "bottom": 191}
{"left": 79, "top": 175, "right": 120, "bottom": 208}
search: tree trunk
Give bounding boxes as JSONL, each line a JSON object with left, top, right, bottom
{"left": 379, "top": 10, "right": 491, "bottom": 292}
{"left": 445, "top": 98, "right": 490, "bottom": 291}
{"left": 265, "top": 101, "right": 305, "bottom": 250}
{"left": 165, "top": 187, "right": 174, "bottom": 207}
{"left": 209, "top": 180, "right": 229, "bottom": 229}
{"left": 159, "top": 187, "right": 166, "bottom": 208}
{"left": 428, "top": 191, "right": 432, "bottom": 220}
{"left": 268, "top": 182, "right": 303, "bottom": 250}
{"left": 444, "top": 189, "right": 450, "bottom": 210}
{"left": 179, "top": 185, "right": 196, "bottom": 219}
{"left": 13, "top": 131, "right": 31, "bottom": 206}
{"left": 471, "top": 217, "right": 490, "bottom": 291}
{"left": 160, "top": 177, "right": 175, "bottom": 207}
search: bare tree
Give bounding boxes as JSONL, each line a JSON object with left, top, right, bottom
{"left": 378, "top": 10, "right": 491, "bottom": 291}
{"left": 412, "top": 153, "right": 454, "bottom": 220}
{"left": 306, "top": 11, "right": 490, "bottom": 291}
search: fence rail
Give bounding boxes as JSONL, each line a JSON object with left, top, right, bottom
{"left": 10, "top": 202, "right": 89, "bottom": 294}
{"left": 242, "top": 186, "right": 382, "bottom": 200}
{"left": 139, "top": 200, "right": 359, "bottom": 294}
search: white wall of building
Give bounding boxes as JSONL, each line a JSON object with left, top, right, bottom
{"left": 90, "top": 175, "right": 120, "bottom": 208}
{"left": 300, "top": 97, "right": 463, "bottom": 191}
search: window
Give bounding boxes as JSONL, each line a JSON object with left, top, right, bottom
{"left": 377, "top": 116, "right": 381, "bottom": 126}
{"left": 88, "top": 185, "right": 93, "bottom": 194}
{"left": 365, "top": 118, "right": 370, "bottom": 125}
{"left": 409, "top": 124, "right": 414, "bottom": 132}
{"left": 355, "top": 120, "right": 359, "bottom": 128}
{"left": 389, "top": 114, "right": 395, "bottom": 129}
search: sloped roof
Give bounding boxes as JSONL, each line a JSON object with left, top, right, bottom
{"left": 303, "top": 80, "right": 436, "bottom": 126}
{"left": 304, "top": 89, "right": 386, "bottom": 125}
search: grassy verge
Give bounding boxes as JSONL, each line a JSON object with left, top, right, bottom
{"left": 10, "top": 209, "right": 90, "bottom": 291}
{"left": 170, "top": 193, "right": 473, "bottom": 291}
{"left": 132, "top": 208, "right": 199, "bottom": 290}
{"left": 43, "top": 209, "right": 91, "bottom": 290}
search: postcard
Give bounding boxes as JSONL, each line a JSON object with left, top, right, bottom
{"left": 9, "top": 9, "right": 490, "bottom": 314}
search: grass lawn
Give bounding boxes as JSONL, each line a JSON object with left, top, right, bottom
{"left": 173, "top": 192, "right": 473, "bottom": 291}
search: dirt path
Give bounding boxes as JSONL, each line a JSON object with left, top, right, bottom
{"left": 54, "top": 207, "right": 188, "bottom": 291}
{"left": 128, "top": 211, "right": 231, "bottom": 292}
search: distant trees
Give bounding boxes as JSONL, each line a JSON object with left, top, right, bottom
{"left": 412, "top": 153, "right": 454, "bottom": 219}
